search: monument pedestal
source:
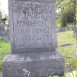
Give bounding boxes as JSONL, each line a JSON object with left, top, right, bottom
{"left": 3, "top": 52, "right": 64, "bottom": 77}
{"left": 3, "top": 0, "right": 64, "bottom": 77}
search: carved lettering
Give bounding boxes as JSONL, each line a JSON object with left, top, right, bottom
{"left": 13, "top": 1, "right": 52, "bottom": 49}
{"left": 17, "top": 20, "right": 46, "bottom": 26}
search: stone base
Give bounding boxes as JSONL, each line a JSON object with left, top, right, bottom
{"left": 2, "top": 52, "right": 64, "bottom": 77}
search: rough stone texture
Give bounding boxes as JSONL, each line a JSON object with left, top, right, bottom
{"left": 2, "top": 0, "right": 64, "bottom": 77}
{"left": 0, "top": 21, "right": 4, "bottom": 36}
{"left": 9, "top": 0, "right": 57, "bottom": 53}
{"left": 0, "top": 21, "right": 9, "bottom": 41}
{"left": 3, "top": 52, "right": 64, "bottom": 77}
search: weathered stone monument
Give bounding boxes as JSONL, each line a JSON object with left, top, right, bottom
{"left": 3, "top": 0, "right": 64, "bottom": 77}
{"left": 0, "top": 21, "right": 9, "bottom": 41}
{"left": 0, "top": 21, "right": 4, "bottom": 36}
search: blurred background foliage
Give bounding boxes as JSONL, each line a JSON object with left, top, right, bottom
{"left": 56, "top": 0, "right": 77, "bottom": 28}
{"left": 0, "top": 0, "right": 77, "bottom": 77}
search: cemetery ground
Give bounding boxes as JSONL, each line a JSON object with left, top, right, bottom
{"left": 0, "top": 31, "right": 77, "bottom": 77}
{"left": 0, "top": 37, "right": 10, "bottom": 72}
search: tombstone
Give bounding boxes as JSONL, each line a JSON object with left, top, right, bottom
{"left": 73, "top": 28, "right": 77, "bottom": 37}
{"left": 0, "top": 21, "right": 9, "bottom": 41}
{"left": 2, "top": 0, "right": 64, "bottom": 77}
{"left": 2, "top": 34, "right": 9, "bottom": 41}
{"left": 2, "top": 26, "right": 9, "bottom": 41}
{"left": 0, "top": 21, "right": 4, "bottom": 36}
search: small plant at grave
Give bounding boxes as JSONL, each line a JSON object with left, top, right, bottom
{"left": 64, "top": 71, "right": 77, "bottom": 77}
{"left": 69, "top": 58, "right": 77, "bottom": 77}
{"left": 63, "top": 57, "right": 77, "bottom": 77}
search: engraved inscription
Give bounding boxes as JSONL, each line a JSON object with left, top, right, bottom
{"left": 17, "top": 20, "right": 46, "bottom": 26}
{"left": 13, "top": 1, "right": 53, "bottom": 49}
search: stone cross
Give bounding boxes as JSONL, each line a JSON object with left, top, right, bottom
{"left": 3, "top": 0, "right": 64, "bottom": 77}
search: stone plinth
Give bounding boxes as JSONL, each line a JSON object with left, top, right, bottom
{"left": 3, "top": 52, "right": 64, "bottom": 77}
{"left": 2, "top": 0, "right": 64, "bottom": 77}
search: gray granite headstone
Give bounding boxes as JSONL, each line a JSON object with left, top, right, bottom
{"left": 2, "top": 0, "right": 64, "bottom": 77}
{"left": 9, "top": 0, "right": 57, "bottom": 53}
{"left": 0, "top": 21, "right": 9, "bottom": 41}
{"left": 0, "top": 21, "right": 4, "bottom": 36}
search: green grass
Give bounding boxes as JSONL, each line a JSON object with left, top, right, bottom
{"left": 0, "top": 37, "right": 10, "bottom": 72}
{"left": 50, "top": 31, "right": 77, "bottom": 77}
{"left": 57, "top": 31, "right": 77, "bottom": 74}
{"left": 0, "top": 31, "right": 77, "bottom": 76}
{"left": 57, "top": 31, "right": 76, "bottom": 58}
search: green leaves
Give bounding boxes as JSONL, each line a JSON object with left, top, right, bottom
{"left": 56, "top": 0, "right": 77, "bottom": 27}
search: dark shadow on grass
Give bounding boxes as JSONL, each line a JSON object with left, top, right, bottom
{"left": 61, "top": 44, "right": 73, "bottom": 47}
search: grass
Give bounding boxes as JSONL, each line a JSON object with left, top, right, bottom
{"left": 57, "top": 31, "right": 76, "bottom": 57}
{"left": 0, "top": 31, "right": 77, "bottom": 76}
{"left": 0, "top": 37, "right": 10, "bottom": 72}
{"left": 49, "top": 31, "right": 77, "bottom": 77}
{"left": 57, "top": 31, "right": 77, "bottom": 73}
